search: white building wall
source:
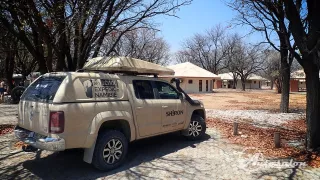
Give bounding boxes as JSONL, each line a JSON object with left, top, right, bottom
{"left": 250, "top": 80, "right": 261, "bottom": 89}
{"left": 235, "top": 80, "right": 261, "bottom": 89}
{"left": 161, "top": 77, "right": 214, "bottom": 93}
{"left": 298, "top": 81, "right": 306, "bottom": 91}
{"left": 222, "top": 80, "right": 234, "bottom": 88}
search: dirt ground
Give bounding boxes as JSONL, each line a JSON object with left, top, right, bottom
{"left": 1, "top": 90, "right": 318, "bottom": 180}
{"left": 190, "top": 89, "right": 306, "bottom": 111}
{"left": 2, "top": 129, "right": 320, "bottom": 180}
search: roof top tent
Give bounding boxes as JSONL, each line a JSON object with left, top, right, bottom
{"left": 81, "top": 56, "right": 175, "bottom": 76}
{"left": 81, "top": 56, "right": 200, "bottom": 106}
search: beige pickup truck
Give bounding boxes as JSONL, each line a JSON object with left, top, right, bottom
{"left": 14, "top": 57, "right": 206, "bottom": 171}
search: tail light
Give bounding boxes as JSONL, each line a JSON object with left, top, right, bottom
{"left": 49, "top": 111, "right": 64, "bottom": 133}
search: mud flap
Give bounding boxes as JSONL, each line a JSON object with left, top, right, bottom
{"left": 22, "top": 145, "right": 38, "bottom": 152}
{"left": 181, "top": 128, "right": 189, "bottom": 136}
{"left": 83, "top": 140, "right": 96, "bottom": 164}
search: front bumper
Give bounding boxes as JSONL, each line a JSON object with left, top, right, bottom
{"left": 14, "top": 126, "right": 65, "bottom": 151}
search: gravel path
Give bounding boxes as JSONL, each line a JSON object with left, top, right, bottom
{"left": 1, "top": 129, "right": 320, "bottom": 180}
{"left": 1, "top": 104, "right": 319, "bottom": 179}
{"left": 206, "top": 109, "right": 304, "bottom": 126}
{"left": 0, "top": 104, "right": 18, "bottom": 125}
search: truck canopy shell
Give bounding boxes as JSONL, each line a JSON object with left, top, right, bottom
{"left": 82, "top": 56, "right": 175, "bottom": 76}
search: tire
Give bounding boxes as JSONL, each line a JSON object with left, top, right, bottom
{"left": 92, "top": 130, "right": 128, "bottom": 171}
{"left": 11, "top": 86, "right": 26, "bottom": 104}
{"left": 185, "top": 115, "right": 206, "bottom": 140}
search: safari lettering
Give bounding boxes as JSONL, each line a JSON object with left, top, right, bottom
{"left": 166, "top": 110, "right": 183, "bottom": 117}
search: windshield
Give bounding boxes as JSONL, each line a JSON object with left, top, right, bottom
{"left": 21, "top": 76, "right": 66, "bottom": 102}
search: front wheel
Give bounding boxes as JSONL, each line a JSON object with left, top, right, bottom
{"left": 92, "top": 130, "right": 128, "bottom": 171}
{"left": 185, "top": 115, "right": 206, "bottom": 140}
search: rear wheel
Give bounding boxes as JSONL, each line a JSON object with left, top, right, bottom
{"left": 92, "top": 130, "right": 128, "bottom": 171}
{"left": 185, "top": 115, "right": 206, "bottom": 140}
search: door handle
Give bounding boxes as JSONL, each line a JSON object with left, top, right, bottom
{"left": 137, "top": 107, "right": 143, "bottom": 110}
{"left": 162, "top": 106, "right": 168, "bottom": 108}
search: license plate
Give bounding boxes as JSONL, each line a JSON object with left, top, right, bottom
{"left": 28, "top": 132, "right": 35, "bottom": 138}
{"left": 28, "top": 132, "right": 44, "bottom": 139}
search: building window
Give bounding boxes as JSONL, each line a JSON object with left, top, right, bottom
{"left": 188, "top": 80, "right": 193, "bottom": 84}
{"left": 199, "top": 80, "right": 202, "bottom": 92}
{"left": 206, "top": 80, "right": 208, "bottom": 91}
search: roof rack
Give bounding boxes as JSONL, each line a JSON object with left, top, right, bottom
{"left": 76, "top": 69, "right": 159, "bottom": 77}
{"left": 81, "top": 56, "right": 174, "bottom": 76}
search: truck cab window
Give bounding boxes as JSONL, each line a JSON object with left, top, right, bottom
{"left": 133, "top": 80, "right": 155, "bottom": 99}
{"left": 154, "top": 81, "right": 179, "bottom": 99}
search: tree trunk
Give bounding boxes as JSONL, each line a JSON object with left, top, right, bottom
{"left": 232, "top": 79, "right": 237, "bottom": 89}
{"left": 270, "top": 79, "right": 274, "bottom": 90}
{"left": 46, "top": 44, "right": 54, "bottom": 72}
{"left": 275, "top": 79, "right": 282, "bottom": 93}
{"left": 5, "top": 51, "right": 15, "bottom": 92}
{"left": 241, "top": 79, "right": 246, "bottom": 91}
{"left": 232, "top": 74, "right": 237, "bottom": 89}
{"left": 37, "top": 56, "right": 47, "bottom": 74}
{"left": 280, "top": 53, "right": 290, "bottom": 113}
{"left": 77, "top": 54, "right": 87, "bottom": 70}
{"left": 278, "top": 41, "right": 290, "bottom": 113}
{"left": 54, "top": 0, "right": 68, "bottom": 71}
{"left": 280, "top": 69, "right": 290, "bottom": 113}
{"left": 304, "top": 60, "right": 320, "bottom": 149}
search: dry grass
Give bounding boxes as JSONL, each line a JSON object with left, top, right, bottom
{"left": 207, "top": 118, "right": 305, "bottom": 157}
{"left": 191, "top": 89, "right": 320, "bottom": 166}
{"left": 190, "top": 89, "right": 306, "bottom": 111}
{"left": 207, "top": 118, "right": 320, "bottom": 167}
{"left": 0, "top": 124, "right": 15, "bottom": 136}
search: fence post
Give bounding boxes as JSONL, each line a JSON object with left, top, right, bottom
{"left": 274, "top": 132, "right": 281, "bottom": 148}
{"left": 233, "top": 122, "right": 238, "bottom": 135}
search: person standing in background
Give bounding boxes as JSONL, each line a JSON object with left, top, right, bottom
{"left": 0, "top": 79, "right": 5, "bottom": 101}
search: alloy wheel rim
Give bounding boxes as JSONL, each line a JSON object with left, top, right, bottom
{"left": 188, "top": 121, "right": 202, "bottom": 137}
{"left": 103, "top": 138, "right": 123, "bottom": 164}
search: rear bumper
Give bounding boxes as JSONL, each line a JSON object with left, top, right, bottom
{"left": 14, "top": 126, "right": 65, "bottom": 151}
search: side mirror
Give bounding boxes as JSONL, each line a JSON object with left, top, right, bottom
{"left": 178, "top": 92, "right": 184, "bottom": 100}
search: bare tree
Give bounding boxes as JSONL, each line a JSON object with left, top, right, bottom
{"left": 225, "top": 37, "right": 264, "bottom": 91}
{"left": 14, "top": 44, "right": 37, "bottom": 78}
{"left": 176, "top": 24, "right": 228, "bottom": 74}
{"left": 227, "top": 0, "right": 295, "bottom": 113}
{"left": 282, "top": 0, "right": 320, "bottom": 149}
{"left": 0, "top": 0, "right": 191, "bottom": 73}
{"left": 262, "top": 50, "right": 302, "bottom": 91}
{"left": 0, "top": 25, "right": 17, "bottom": 91}
{"left": 261, "top": 50, "right": 281, "bottom": 91}
{"left": 224, "top": 33, "right": 242, "bottom": 89}
{"left": 100, "top": 29, "right": 170, "bottom": 65}
{"left": 0, "top": 22, "right": 38, "bottom": 91}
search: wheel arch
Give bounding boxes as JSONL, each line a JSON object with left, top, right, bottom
{"left": 83, "top": 119, "right": 133, "bottom": 164}
{"left": 181, "top": 108, "right": 206, "bottom": 136}
{"left": 191, "top": 109, "right": 205, "bottom": 119}
{"left": 98, "top": 119, "right": 131, "bottom": 141}
{"left": 84, "top": 111, "right": 136, "bottom": 147}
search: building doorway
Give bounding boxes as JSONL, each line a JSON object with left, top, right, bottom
{"left": 206, "top": 80, "right": 208, "bottom": 92}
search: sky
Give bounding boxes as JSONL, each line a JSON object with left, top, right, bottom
{"left": 154, "top": 0, "right": 265, "bottom": 54}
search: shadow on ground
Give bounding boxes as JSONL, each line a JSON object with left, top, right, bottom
{"left": 0, "top": 132, "right": 211, "bottom": 180}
